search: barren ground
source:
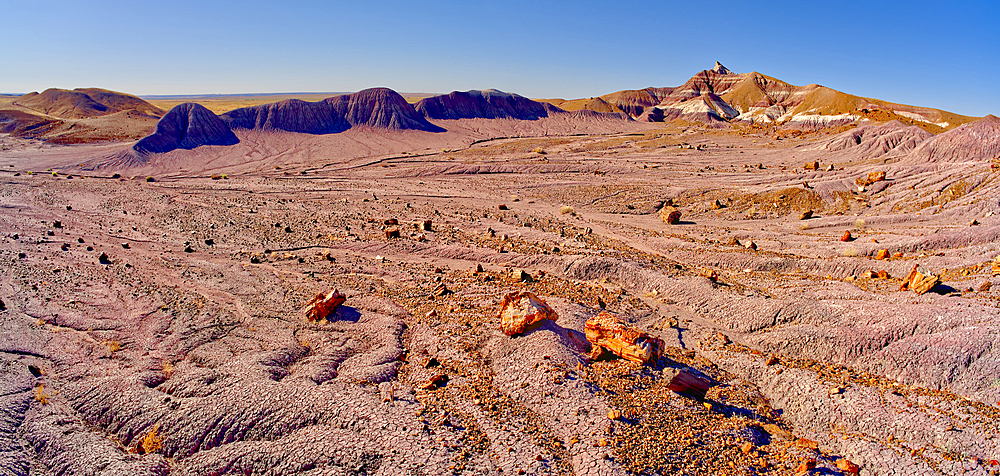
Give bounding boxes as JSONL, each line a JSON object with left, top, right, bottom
{"left": 1, "top": 119, "right": 998, "bottom": 476}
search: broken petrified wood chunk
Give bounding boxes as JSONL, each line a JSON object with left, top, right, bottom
{"left": 875, "top": 249, "right": 890, "bottom": 260}
{"left": 899, "top": 264, "right": 940, "bottom": 295}
{"left": 385, "top": 227, "right": 400, "bottom": 239}
{"left": 584, "top": 312, "right": 664, "bottom": 364}
{"left": 660, "top": 207, "right": 682, "bottom": 224}
{"left": 305, "top": 289, "right": 346, "bottom": 322}
{"left": 420, "top": 373, "right": 448, "bottom": 390}
{"left": 499, "top": 291, "right": 558, "bottom": 336}
{"left": 840, "top": 231, "right": 853, "bottom": 242}
{"left": 664, "top": 367, "right": 712, "bottom": 400}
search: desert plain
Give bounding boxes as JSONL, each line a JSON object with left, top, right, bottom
{"left": 1, "top": 64, "right": 999, "bottom": 476}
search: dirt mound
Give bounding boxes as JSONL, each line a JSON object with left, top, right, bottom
{"left": 134, "top": 103, "right": 239, "bottom": 154}
{"left": 823, "top": 121, "right": 934, "bottom": 159}
{"left": 13, "top": 88, "right": 163, "bottom": 119}
{"left": 415, "top": 89, "right": 549, "bottom": 120}
{"left": 542, "top": 87, "right": 673, "bottom": 118}
{"left": 223, "top": 88, "right": 443, "bottom": 133}
{"left": 901, "top": 115, "right": 1000, "bottom": 164}
{"left": 0, "top": 109, "right": 60, "bottom": 137}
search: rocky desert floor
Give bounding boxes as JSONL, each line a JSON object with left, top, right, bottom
{"left": 1, "top": 120, "right": 998, "bottom": 476}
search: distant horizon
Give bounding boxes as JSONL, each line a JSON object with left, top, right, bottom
{"left": 2, "top": 1, "right": 997, "bottom": 117}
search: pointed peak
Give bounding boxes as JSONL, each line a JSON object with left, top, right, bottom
{"left": 712, "top": 61, "right": 733, "bottom": 75}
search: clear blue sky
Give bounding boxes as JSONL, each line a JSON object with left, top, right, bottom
{"left": 1, "top": 0, "right": 997, "bottom": 116}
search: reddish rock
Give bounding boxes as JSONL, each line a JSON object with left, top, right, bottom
{"left": 660, "top": 207, "right": 681, "bottom": 225}
{"left": 875, "top": 249, "right": 889, "bottom": 260}
{"left": 804, "top": 161, "right": 819, "bottom": 170}
{"left": 900, "top": 264, "right": 940, "bottom": 295}
{"left": 840, "top": 231, "right": 853, "bottom": 242}
{"left": 305, "top": 289, "right": 346, "bottom": 322}
{"left": 385, "top": 227, "right": 400, "bottom": 239}
{"left": 499, "top": 291, "right": 558, "bottom": 336}
{"left": 585, "top": 312, "right": 664, "bottom": 364}
{"left": 837, "top": 458, "right": 860, "bottom": 474}
{"left": 878, "top": 270, "right": 890, "bottom": 279}
{"left": 420, "top": 373, "right": 448, "bottom": 390}
{"left": 664, "top": 367, "right": 712, "bottom": 399}
{"left": 795, "top": 459, "right": 817, "bottom": 473}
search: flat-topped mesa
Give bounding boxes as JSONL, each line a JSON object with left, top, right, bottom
{"left": 133, "top": 103, "right": 239, "bottom": 154}
{"left": 415, "top": 89, "right": 549, "bottom": 120}
{"left": 221, "top": 87, "right": 443, "bottom": 133}
{"left": 585, "top": 312, "right": 664, "bottom": 364}
{"left": 498, "top": 291, "right": 558, "bottom": 336}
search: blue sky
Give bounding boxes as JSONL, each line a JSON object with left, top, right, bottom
{"left": 2, "top": 0, "right": 997, "bottom": 116}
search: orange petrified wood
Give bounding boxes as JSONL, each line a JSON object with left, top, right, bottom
{"left": 899, "top": 264, "right": 940, "bottom": 295}
{"left": 305, "top": 289, "right": 347, "bottom": 322}
{"left": 585, "top": 312, "right": 664, "bottom": 364}
{"left": 499, "top": 291, "right": 558, "bottom": 336}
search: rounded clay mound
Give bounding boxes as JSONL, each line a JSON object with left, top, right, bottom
{"left": 134, "top": 103, "right": 239, "bottom": 154}
{"left": 415, "top": 89, "right": 550, "bottom": 120}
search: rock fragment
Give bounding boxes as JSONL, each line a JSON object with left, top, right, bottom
{"left": 512, "top": 269, "right": 533, "bottom": 283}
{"left": 837, "top": 458, "right": 860, "bottom": 474}
{"left": 840, "top": 231, "right": 853, "bottom": 242}
{"left": 798, "top": 210, "right": 813, "bottom": 220}
{"left": 305, "top": 289, "right": 347, "bottom": 322}
{"left": 385, "top": 227, "right": 400, "bottom": 239}
{"left": 420, "top": 373, "right": 448, "bottom": 390}
{"left": 585, "top": 312, "right": 664, "bottom": 364}
{"left": 498, "top": 291, "right": 558, "bottom": 336}
{"left": 899, "top": 264, "right": 940, "bottom": 295}
{"left": 804, "top": 161, "right": 819, "bottom": 170}
{"left": 664, "top": 367, "right": 712, "bottom": 400}
{"left": 875, "top": 249, "right": 889, "bottom": 260}
{"left": 980, "top": 281, "right": 993, "bottom": 292}
{"left": 660, "top": 207, "right": 681, "bottom": 224}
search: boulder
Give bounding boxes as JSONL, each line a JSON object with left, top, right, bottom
{"left": 585, "top": 312, "right": 664, "bottom": 364}
{"left": 498, "top": 291, "right": 558, "bottom": 336}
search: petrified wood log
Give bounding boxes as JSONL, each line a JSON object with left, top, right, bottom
{"left": 584, "top": 312, "right": 664, "bottom": 364}
{"left": 664, "top": 368, "right": 712, "bottom": 400}
{"left": 899, "top": 264, "right": 940, "bottom": 295}
{"left": 499, "top": 291, "right": 558, "bottom": 336}
{"left": 305, "top": 289, "right": 346, "bottom": 322}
